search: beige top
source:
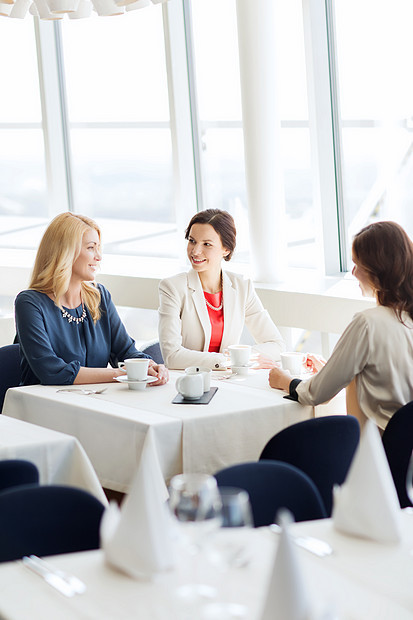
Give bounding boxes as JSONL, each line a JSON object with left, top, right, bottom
{"left": 296, "top": 305, "right": 413, "bottom": 430}
{"left": 158, "top": 269, "right": 285, "bottom": 370}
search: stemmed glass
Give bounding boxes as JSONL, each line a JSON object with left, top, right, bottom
{"left": 203, "top": 487, "right": 254, "bottom": 619}
{"left": 168, "top": 473, "right": 223, "bottom": 602}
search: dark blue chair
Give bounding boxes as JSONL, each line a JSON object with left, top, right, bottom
{"left": 382, "top": 401, "right": 413, "bottom": 508}
{"left": 0, "top": 485, "right": 105, "bottom": 563}
{"left": 141, "top": 340, "right": 164, "bottom": 364}
{"left": 0, "top": 344, "right": 21, "bottom": 413}
{"left": 0, "top": 459, "right": 39, "bottom": 492}
{"left": 259, "top": 415, "right": 360, "bottom": 516}
{"left": 214, "top": 461, "right": 326, "bottom": 527}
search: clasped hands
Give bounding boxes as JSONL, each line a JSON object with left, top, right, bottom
{"left": 148, "top": 360, "right": 169, "bottom": 386}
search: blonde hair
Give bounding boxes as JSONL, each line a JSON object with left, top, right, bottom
{"left": 29, "top": 212, "right": 102, "bottom": 322}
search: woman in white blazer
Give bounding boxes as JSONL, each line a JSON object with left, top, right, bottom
{"left": 269, "top": 221, "right": 413, "bottom": 431}
{"left": 158, "top": 209, "right": 285, "bottom": 370}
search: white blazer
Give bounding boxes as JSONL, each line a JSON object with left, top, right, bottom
{"left": 158, "top": 269, "right": 285, "bottom": 370}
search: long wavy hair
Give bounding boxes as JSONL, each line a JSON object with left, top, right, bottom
{"left": 352, "top": 220, "right": 413, "bottom": 322}
{"left": 29, "top": 212, "right": 102, "bottom": 322}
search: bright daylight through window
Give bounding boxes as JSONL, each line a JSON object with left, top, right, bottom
{"left": 1, "top": 0, "right": 413, "bottom": 278}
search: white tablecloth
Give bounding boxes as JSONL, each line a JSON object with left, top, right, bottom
{"left": 2, "top": 370, "right": 315, "bottom": 492}
{"left": 1, "top": 511, "right": 413, "bottom": 619}
{"left": 0, "top": 415, "right": 107, "bottom": 504}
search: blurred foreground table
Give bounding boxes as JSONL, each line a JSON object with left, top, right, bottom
{"left": 1, "top": 512, "right": 413, "bottom": 619}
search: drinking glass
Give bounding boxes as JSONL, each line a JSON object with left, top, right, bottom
{"left": 204, "top": 487, "right": 253, "bottom": 619}
{"left": 168, "top": 473, "right": 223, "bottom": 602}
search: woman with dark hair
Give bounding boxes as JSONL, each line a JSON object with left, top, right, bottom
{"left": 269, "top": 220, "right": 413, "bottom": 431}
{"left": 158, "top": 209, "right": 285, "bottom": 369}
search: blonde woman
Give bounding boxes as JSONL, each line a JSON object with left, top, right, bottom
{"left": 15, "top": 212, "right": 168, "bottom": 386}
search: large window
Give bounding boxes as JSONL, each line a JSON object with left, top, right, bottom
{"left": 1, "top": 0, "right": 412, "bottom": 281}
{"left": 61, "top": 8, "right": 177, "bottom": 258}
{"left": 191, "top": 0, "right": 313, "bottom": 268}
{"left": 334, "top": 0, "right": 413, "bottom": 263}
{"left": 0, "top": 19, "right": 48, "bottom": 248}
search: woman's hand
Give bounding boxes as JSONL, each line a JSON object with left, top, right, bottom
{"left": 304, "top": 353, "right": 326, "bottom": 374}
{"left": 251, "top": 353, "right": 277, "bottom": 369}
{"left": 268, "top": 366, "right": 291, "bottom": 392}
{"left": 147, "top": 361, "right": 169, "bottom": 386}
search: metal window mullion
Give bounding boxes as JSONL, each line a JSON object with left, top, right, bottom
{"left": 325, "top": 0, "right": 347, "bottom": 272}
{"left": 302, "top": 0, "right": 341, "bottom": 276}
{"left": 34, "top": 19, "right": 72, "bottom": 216}
{"left": 162, "top": 0, "right": 199, "bottom": 265}
{"left": 181, "top": 0, "right": 204, "bottom": 212}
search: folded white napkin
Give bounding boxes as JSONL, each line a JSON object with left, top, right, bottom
{"left": 332, "top": 420, "right": 402, "bottom": 543}
{"left": 100, "top": 430, "right": 176, "bottom": 578}
{"left": 261, "top": 511, "right": 312, "bottom": 620}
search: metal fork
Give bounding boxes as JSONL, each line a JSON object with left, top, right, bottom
{"left": 57, "top": 387, "right": 107, "bottom": 395}
{"left": 270, "top": 524, "right": 333, "bottom": 557}
{"left": 25, "top": 555, "right": 86, "bottom": 594}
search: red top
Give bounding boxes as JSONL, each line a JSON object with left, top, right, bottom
{"left": 204, "top": 291, "right": 224, "bottom": 353}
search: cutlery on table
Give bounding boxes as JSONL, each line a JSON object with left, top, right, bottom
{"left": 270, "top": 524, "right": 333, "bottom": 557}
{"left": 22, "top": 555, "right": 86, "bottom": 596}
{"left": 57, "top": 387, "right": 107, "bottom": 395}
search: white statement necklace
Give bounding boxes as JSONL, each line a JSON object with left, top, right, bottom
{"left": 61, "top": 305, "right": 87, "bottom": 325}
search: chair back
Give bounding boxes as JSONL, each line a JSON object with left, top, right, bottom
{"left": 382, "top": 401, "right": 413, "bottom": 508}
{"left": 259, "top": 415, "right": 360, "bottom": 516}
{"left": 0, "top": 459, "right": 39, "bottom": 492}
{"left": 0, "top": 344, "right": 21, "bottom": 412}
{"left": 0, "top": 485, "right": 105, "bottom": 563}
{"left": 141, "top": 340, "right": 164, "bottom": 364}
{"left": 214, "top": 461, "right": 326, "bottom": 527}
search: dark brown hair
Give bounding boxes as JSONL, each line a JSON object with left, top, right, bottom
{"left": 185, "top": 209, "right": 236, "bottom": 261}
{"left": 352, "top": 220, "right": 413, "bottom": 321}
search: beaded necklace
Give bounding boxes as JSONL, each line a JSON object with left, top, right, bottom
{"left": 204, "top": 274, "right": 223, "bottom": 312}
{"left": 61, "top": 305, "right": 86, "bottom": 325}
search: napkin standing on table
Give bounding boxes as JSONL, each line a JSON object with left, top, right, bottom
{"left": 332, "top": 420, "right": 402, "bottom": 543}
{"left": 101, "top": 430, "right": 176, "bottom": 579}
{"left": 261, "top": 511, "right": 312, "bottom": 620}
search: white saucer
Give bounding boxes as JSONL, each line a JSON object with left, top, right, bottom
{"left": 231, "top": 366, "right": 251, "bottom": 376}
{"left": 115, "top": 376, "right": 157, "bottom": 391}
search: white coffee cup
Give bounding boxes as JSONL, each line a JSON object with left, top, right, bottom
{"left": 185, "top": 367, "right": 212, "bottom": 393}
{"left": 175, "top": 373, "right": 204, "bottom": 400}
{"left": 280, "top": 352, "right": 305, "bottom": 376}
{"left": 118, "top": 358, "right": 149, "bottom": 381}
{"left": 228, "top": 344, "right": 251, "bottom": 367}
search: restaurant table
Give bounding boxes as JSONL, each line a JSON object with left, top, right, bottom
{"left": 0, "top": 415, "right": 107, "bottom": 504}
{"left": 1, "top": 511, "right": 413, "bottom": 619}
{"left": 2, "top": 370, "right": 317, "bottom": 493}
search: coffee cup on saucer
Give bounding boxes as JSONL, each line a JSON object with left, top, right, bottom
{"left": 118, "top": 358, "right": 149, "bottom": 381}
{"left": 228, "top": 345, "right": 251, "bottom": 375}
{"left": 185, "top": 366, "right": 212, "bottom": 392}
{"left": 175, "top": 373, "right": 204, "bottom": 400}
{"left": 280, "top": 352, "right": 305, "bottom": 376}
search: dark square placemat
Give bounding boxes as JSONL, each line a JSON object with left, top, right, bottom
{"left": 172, "top": 387, "right": 218, "bottom": 404}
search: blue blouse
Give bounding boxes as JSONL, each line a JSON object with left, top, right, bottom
{"left": 15, "top": 284, "right": 150, "bottom": 386}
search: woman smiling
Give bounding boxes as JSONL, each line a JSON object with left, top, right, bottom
{"left": 15, "top": 212, "right": 168, "bottom": 387}
{"left": 158, "top": 209, "right": 285, "bottom": 370}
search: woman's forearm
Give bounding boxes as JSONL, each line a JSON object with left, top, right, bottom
{"left": 74, "top": 366, "right": 125, "bottom": 384}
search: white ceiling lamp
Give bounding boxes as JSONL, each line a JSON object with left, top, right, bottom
{"left": 0, "top": 0, "right": 168, "bottom": 19}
